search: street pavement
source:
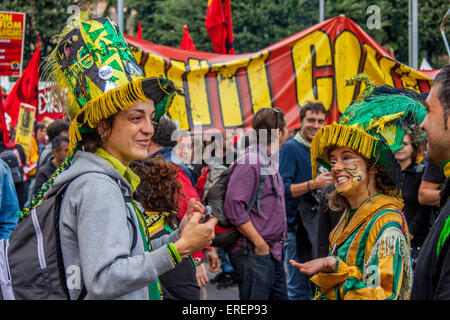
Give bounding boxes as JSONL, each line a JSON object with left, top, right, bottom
{"left": 204, "top": 263, "right": 239, "bottom": 300}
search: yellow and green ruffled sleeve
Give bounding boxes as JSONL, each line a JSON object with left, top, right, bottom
{"left": 312, "top": 218, "right": 412, "bottom": 300}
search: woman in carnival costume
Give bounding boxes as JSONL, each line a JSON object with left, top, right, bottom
{"left": 289, "top": 75, "right": 427, "bottom": 300}
{"left": 21, "top": 12, "right": 217, "bottom": 300}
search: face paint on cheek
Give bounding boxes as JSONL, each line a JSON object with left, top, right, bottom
{"left": 335, "top": 160, "right": 365, "bottom": 193}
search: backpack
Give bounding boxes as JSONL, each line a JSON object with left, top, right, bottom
{"left": 0, "top": 148, "right": 25, "bottom": 184}
{"left": 202, "top": 162, "right": 268, "bottom": 249}
{"left": 0, "top": 175, "right": 136, "bottom": 300}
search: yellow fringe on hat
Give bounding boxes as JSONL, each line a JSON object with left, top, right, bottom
{"left": 68, "top": 78, "right": 148, "bottom": 157}
{"left": 310, "top": 123, "right": 378, "bottom": 180}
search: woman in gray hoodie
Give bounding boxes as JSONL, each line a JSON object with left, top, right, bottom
{"left": 24, "top": 14, "right": 217, "bottom": 300}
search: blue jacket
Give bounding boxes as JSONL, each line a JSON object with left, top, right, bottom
{"left": 150, "top": 146, "right": 196, "bottom": 187}
{"left": 279, "top": 138, "right": 312, "bottom": 231}
{"left": 0, "top": 159, "right": 19, "bottom": 239}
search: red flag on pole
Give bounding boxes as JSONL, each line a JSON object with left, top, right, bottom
{"left": 136, "top": 21, "right": 143, "bottom": 39}
{"left": 3, "top": 37, "right": 40, "bottom": 126}
{"left": 0, "top": 86, "right": 13, "bottom": 148}
{"left": 205, "top": 0, "right": 234, "bottom": 54}
{"left": 180, "top": 24, "right": 197, "bottom": 51}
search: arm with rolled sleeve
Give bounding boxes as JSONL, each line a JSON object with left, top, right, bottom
{"left": 224, "top": 160, "right": 259, "bottom": 228}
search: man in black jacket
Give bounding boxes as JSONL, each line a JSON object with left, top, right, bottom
{"left": 411, "top": 64, "right": 450, "bottom": 299}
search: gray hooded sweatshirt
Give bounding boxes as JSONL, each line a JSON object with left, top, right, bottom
{"left": 46, "top": 151, "right": 179, "bottom": 300}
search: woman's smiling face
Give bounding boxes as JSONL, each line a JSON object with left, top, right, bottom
{"left": 100, "top": 100, "right": 156, "bottom": 166}
{"left": 329, "top": 147, "right": 369, "bottom": 196}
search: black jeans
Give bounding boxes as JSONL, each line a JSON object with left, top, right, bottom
{"left": 229, "top": 246, "right": 288, "bottom": 300}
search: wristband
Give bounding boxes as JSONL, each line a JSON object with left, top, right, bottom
{"left": 439, "top": 159, "right": 450, "bottom": 169}
{"left": 307, "top": 180, "right": 311, "bottom": 192}
{"left": 167, "top": 242, "right": 182, "bottom": 265}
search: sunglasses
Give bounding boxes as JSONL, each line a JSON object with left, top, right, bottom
{"left": 270, "top": 108, "right": 282, "bottom": 129}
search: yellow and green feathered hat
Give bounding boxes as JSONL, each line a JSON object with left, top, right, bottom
{"left": 45, "top": 13, "right": 181, "bottom": 157}
{"left": 310, "top": 74, "right": 427, "bottom": 197}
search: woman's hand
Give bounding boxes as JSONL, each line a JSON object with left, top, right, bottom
{"left": 289, "top": 256, "right": 337, "bottom": 276}
{"left": 179, "top": 198, "right": 206, "bottom": 234}
{"left": 175, "top": 212, "right": 217, "bottom": 258}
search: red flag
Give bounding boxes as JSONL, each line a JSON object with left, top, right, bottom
{"left": 3, "top": 37, "right": 40, "bottom": 126}
{"left": 205, "top": 0, "right": 234, "bottom": 54}
{"left": 0, "top": 86, "right": 13, "bottom": 148}
{"left": 136, "top": 21, "right": 143, "bottom": 39}
{"left": 180, "top": 24, "right": 197, "bottom": 51}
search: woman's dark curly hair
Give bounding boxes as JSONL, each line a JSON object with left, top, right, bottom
{"left": 130, "top": 155, "right": 183, "bottom": 213}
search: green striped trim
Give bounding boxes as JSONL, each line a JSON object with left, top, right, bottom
{"left": 338, "top": 229, "right": 359, "bottom": 263}
{"left": 342, "top": 276, "right": 368, "bottom": 296}
{"left": 437, "top": 215, "right": 450, "bottom": 257}
{"left": 389, "top": 240, "right": 402, "bottom": 300}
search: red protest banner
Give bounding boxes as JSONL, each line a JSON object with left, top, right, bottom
{"left": 3, "top": 37, "right": 39, "bottom": 125}
{"left": 0, "top": 11, "right": 26, "bottom": 77}
{"left": 126, "top": 16, "right": 432, "bottom": 131}
{"left": 125, "top": 16, "right": 432, "bottom": 131}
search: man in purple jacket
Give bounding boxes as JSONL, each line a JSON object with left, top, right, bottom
{"left": 224, "top": 108, "right": 290, "bottom": 300}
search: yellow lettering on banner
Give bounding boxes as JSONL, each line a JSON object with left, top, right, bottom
{"left": 211, "top": 59, "right": 247, "bottom": 128}
{"left": 186, "top": 58, "right": 211, "bottom": 126}
{"left": 291, "top": 30, "right": 333, "bottom": 111}
{"left": 379, "top": 56, "right": 396, "bottom": 87}
{"left": 129, "top": 46, "right": 142, "bottom": 66}
{"left": 167, "top": 60, "right": 189, "bottom": 129}
{"left": 143, "top": 53, "right": 165, "bottom": 78}
{"left": 247, "top": 50, "right": 272, "bottom": 114}
{"left": 334, "top": 31, "right": 361, "bottom": 114}
{"left": 363, "top": 44, "right": 394, "bottom": 87}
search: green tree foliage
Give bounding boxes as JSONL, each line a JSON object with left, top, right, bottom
{"left": 0, "top": 0, "right": 76, "bottom": 68}
{"left": 126, "top": 0, "right": 318, "bottom": 54}
{"left": 1, "top": 0, "right": 448, "bottom": 70}
{"left": 125, "top": 0, "right": 448, "bottom": 68}
{"left": 128, "top": 0, "right": 213, "bottom": 52}
{"left": 324, "top": 0, "right": 449, "bottom": 68}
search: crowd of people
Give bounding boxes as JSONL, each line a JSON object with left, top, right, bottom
{"left": 0, "top": 14, "right": 449, "bottom": 301}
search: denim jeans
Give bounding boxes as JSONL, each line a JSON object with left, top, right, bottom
{"left": 284, "top": 231, "right": 313, "bottom": 300}
{"left": 218, "top": 248, "right": 235, "bottom": 274}
{"left": 229, "top": 246, "right": 288, "bottom": 300}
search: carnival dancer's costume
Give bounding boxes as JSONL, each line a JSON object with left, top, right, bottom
{"left": 20, "top": 13, "right": 182, "bottom": 300}
{"left": 309, "top": 75, "right": 427, "bottom": 300}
